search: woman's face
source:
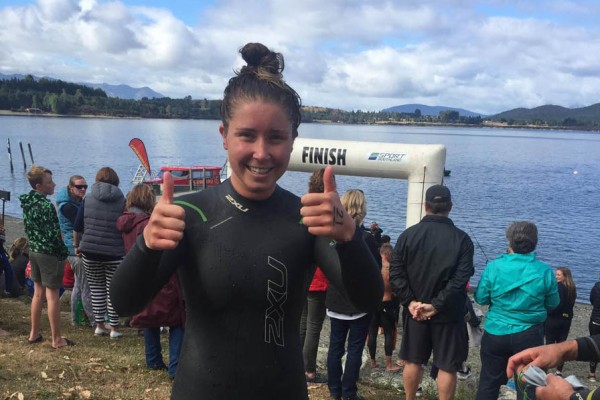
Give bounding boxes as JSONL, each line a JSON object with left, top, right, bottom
{"left": 220, "top": 101, "right": 294, "bottom": 200}
{"left": 555, "top": 269, "right": 564, "bottom": 283}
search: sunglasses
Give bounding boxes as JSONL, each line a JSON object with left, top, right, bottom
{"left": 73, "top": 185, "right": 88, "bottom": 190}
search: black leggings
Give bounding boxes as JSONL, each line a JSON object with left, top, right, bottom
{"left": 544, "top": 317, "right": 572, "bottom": 371}
{"left": 590, "top": 321, "right": 600, "bottom": 373}
{"left": 367, "top": 302, "right": 398, "bottom": 358}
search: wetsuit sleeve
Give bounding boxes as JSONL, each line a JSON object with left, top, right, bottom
{"left": 570, "top": 389, "right": 598, "bottom": 400}
{"left": 316, "top": 227, "right": 383, "bottom": 312}
{"left": 110, "top": 234, "right": 184, "bottom": 317}
{"left": 575, "top": 335, "right": 600, "bottom": 362}
{"left": 389, "top": 234, "right": 414, "bottom": 307}
{"left": 431, "top": 237, "right": 474, "bottom": 313}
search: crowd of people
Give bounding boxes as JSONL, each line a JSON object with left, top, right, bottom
{"left": 0, "top": 42, "right": 598, "bottom": 400}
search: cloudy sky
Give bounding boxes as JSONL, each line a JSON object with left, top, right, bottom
{"left": 1, "top": 0, "right": 599, "bottom": 115}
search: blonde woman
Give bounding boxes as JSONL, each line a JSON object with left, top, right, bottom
{"left": 326, "top": 189, "right": 382, "bottom": 400}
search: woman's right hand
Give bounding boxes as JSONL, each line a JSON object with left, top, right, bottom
{"left": 143, "top": 172, "right": 186, "bottom": 250}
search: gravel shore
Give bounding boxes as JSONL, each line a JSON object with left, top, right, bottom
{"left": 2, "top": 215, "right": 595, "bottom": 398}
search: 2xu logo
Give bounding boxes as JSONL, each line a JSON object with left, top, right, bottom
{"left": 264, "top": 256, "right": 288, "bottom": 347}
{"left": 225, "top": 194, "right": 249, "bottom": 212}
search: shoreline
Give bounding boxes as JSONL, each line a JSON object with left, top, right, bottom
{"left": 1, "top": 110, "right": 598, "bottom": 133}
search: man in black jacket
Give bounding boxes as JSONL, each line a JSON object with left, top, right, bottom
{"left": 390, "top": 185, "right": 474, "bottom": 400}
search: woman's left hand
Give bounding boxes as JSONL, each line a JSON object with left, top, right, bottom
{"left": 300, "top": 165, "right": 356, "bottom": 242}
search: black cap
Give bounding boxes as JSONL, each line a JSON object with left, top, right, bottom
{"left": 426, "top": 185, "right": 451, "bottom": 203}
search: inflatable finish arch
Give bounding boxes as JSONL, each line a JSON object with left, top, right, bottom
{"left": 288, "top": 138, "right": 447, "bottom": 228}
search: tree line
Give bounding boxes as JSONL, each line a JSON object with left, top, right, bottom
{"left": 0, "top": 75, "right": 221, "bottom": 119}
{"left": 1, "top": 76, "right": 598, "bottom": 129}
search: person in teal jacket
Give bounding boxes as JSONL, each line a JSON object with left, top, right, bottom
{"left": 474, "top": 221, "right": 559, "bottom": 400}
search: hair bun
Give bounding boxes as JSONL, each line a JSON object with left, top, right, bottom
{"left": 240, "top": 42, "right": 283, "bottom": 74}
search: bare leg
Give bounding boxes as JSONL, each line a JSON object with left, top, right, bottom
{"left": 385, "top": 355, "right": 400, "bottom": 371}
{"left": 46, "top": 287, "right": 67, "bottom": 347}
{"left": 29, "top": 282, "right": 44, "bottom": 341}
{"left": 436, "top": 368, "right": 458, "bottom": 400}
{"left": 370, "top": 358, "right": 377, "bottom": 368}
{"left": 403, "top": 362, "right": 424, "bottom": 400}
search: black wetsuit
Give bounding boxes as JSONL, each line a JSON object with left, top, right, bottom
{"left": 110, "top": 180, "right": 383, "bottom": 400}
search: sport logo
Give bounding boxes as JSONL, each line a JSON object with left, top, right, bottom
{"left": 368, "top": 152, "right": 407, "bottom": 162}
{"left": 264, "top": 256, "right": 288, "bottom": 347}
{"left": 225, "top": 194, "right": 249, "bottom": 212}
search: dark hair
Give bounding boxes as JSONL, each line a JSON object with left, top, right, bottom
{"left": 95, "top": 167, "right": 120, "bottom": 186}
{"left": 308, "top": 168, "right": 325, "bottom": 193}
{"left": 126, "top": 184, "right": 156, "bottom": 214}
{"left": 506, "top": 221, "right": 538, "bottom": 254}
{"left": 381, "top": 235, "right": 391, "bottom": 244}
{"left": 221, "top": 42, "right": 302, "bottom": 138}
{"left": 425, "top": 201, "right": 452, "bottom": 215}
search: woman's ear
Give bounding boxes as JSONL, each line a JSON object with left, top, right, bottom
{"left": 219, "top": 125, "right": 228, "bottom": 150}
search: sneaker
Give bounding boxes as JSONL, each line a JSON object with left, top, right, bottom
{"left": 589, "top": 374, "right": 596, "bottom": 383}
{"left": 457, "top": 366, "right": 472, "bottom": 380}
{"left": 416, "top": 386, "right": 423, "bottom": 397}
{"left": 110, "top": 330, "right": 123, "bottom": 339}
{"left": 94, "top": 327, "right": 109, "bottom": 336}
{"left": 148, "top": 363, "right": 167, "bottom": 371}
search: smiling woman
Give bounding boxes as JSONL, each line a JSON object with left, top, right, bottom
{"left": 110, "top": 42, "right": 383, "bottom": 400}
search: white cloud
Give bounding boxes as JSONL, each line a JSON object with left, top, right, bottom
{"left": 0, "top": 0, "right": 599, "bottom": 114}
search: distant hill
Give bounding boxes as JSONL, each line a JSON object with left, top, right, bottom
{"left": 382, "top": 103, "right": 485, "bottom": 117}
{"left": 491, "top": 103, "right": 600, "bottom": 125}
{"left": 83, "top": 83, "right": 164, "bottom": 100}
{"left": 0, "top": 73, "right": 164, "bottom": 100}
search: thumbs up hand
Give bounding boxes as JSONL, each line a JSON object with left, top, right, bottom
{"left": 300, "top": 166, "right": 356, "bottom": 242}
{"left": 143, "top": 172, "right": 186, "bottom": 250}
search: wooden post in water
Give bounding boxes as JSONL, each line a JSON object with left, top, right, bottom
{"left": 7, "top": 138, "right": 14, "bottom": 173}
{"left": 19, "top": 141, "right": 27, "bottom": 171}
{"left": 28, "top": 143, "right": 34, "bottom": 164}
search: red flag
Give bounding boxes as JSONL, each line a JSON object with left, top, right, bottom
{"left": 129, "top": 138, "right": 151, "bottom": 175}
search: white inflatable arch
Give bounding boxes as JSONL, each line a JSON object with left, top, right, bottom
{"left": 288, "top": 138, "right": 447, "bottom": 228}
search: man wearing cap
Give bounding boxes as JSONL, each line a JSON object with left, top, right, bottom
{"left": 390, "top": 184, "right": 474, "bottom": 400}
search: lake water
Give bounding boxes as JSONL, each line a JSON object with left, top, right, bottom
{"left": 1, "top": 115, "right": 599, "bottom": 301}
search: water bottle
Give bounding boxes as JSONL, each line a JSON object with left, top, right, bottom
{"left": 75, "top": 299, "right": 85, "bottom": 326}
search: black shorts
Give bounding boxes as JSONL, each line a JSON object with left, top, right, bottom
{"left": 399, "top": 313, "right": 468, "bottom": 373}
